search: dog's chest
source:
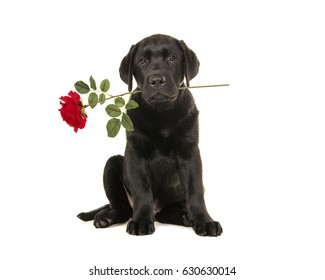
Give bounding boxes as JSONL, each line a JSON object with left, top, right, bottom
{"left": 148, "top": 151, "right": 177, "bottom": 174}
{"left": 158, "top": 128, "right": 170, "bottom": 139}
{"left": 145, "top": 125, "right": 192, "bottom": 159}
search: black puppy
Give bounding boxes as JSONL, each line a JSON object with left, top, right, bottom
{"left": 78, "top": 34, "right": 222, "bottom": 236}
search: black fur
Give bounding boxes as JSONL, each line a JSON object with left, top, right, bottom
{"left": 78, "top": 34, "right": 222, "bottom": 236}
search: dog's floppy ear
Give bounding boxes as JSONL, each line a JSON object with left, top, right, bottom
{"left": 179, "top": 40, "right": 200, "bottom": 87}
{"left": 119, "top": 44, "right": 136, "bottom": 92}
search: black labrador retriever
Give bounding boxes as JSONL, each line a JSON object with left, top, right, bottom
{"left": 78, "top": 34, "right": 223, "bottom": 236}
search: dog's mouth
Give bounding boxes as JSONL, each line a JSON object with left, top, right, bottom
{"left": 147, "top": 91, "right": 178, "bottom": 103}
{"left": 140, "top": 84, "right": 179, "bottom": 104}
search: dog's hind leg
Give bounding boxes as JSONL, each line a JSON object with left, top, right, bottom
{"left": 155, "top": 201, "right": 192, "bottom": 227}
{"left": 77, "top": 204, "right": 110, "bottom": 221}
{"left": 77, "top": 155, "right": 132, "bottom": 228}
{"left": 94, "top": 155, "right": 132, "bottom": 228}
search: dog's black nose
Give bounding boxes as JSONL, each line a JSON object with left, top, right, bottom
{"left": 149, "top": 75, "right": 166, "bottom": 86}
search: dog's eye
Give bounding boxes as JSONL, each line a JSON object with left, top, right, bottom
{"left": 167, "top": 55, "right": 176, "bottom": 62}
{"left": 138, "top": 57, "right": 148, "bottom": 65}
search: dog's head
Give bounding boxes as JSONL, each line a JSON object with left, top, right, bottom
{"left": 119, "top": 34, "right": 199, "bottom": 105}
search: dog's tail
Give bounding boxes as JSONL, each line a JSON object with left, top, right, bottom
{"left": 77, "top": 204, "right": 110, "bottom": 221}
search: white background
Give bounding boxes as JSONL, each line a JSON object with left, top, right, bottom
{"left": 1, "top": 0, "right": 324, "bottom": 279}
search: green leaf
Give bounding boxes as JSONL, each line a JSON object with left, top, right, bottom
{"left": 121, "top": 113, "right": 134, "bottom": 131}
{"left": 106, "top": 118, "right": 121, "bottom": 138}
{"left": 100, "top": 79, "right": 110, "bottom": 92}
{"left": 125, "top": 100, "right": 139, "bottom": 110}
{"left": 105, "top": 104, "right": 121, "bottom": 117}
{"left": 115, "top": 97, "right": 125, "bottom": 107}
{"left": 99, "top": 93, "right": 106, "bottom": 105}
{"left": 89, "top": 75, "right": 97, "bottom": 90}
{"left": 88, "top": 92, "right": 98, "bottom": 109}
{"left": 74, "top": 81, "right": 90, "bottom": 94}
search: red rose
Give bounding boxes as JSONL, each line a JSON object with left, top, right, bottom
{"left": 59, "top": 91, "right": 87, "bottom": 132}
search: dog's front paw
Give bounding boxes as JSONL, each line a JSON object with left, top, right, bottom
{"left": 126, "top": 220, "right": 155, "bottom": 235}
{"left": 193, "top": 221, "right": 223, "bottom": 237}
